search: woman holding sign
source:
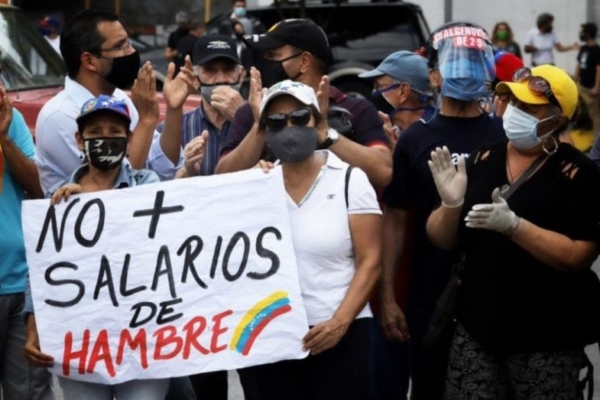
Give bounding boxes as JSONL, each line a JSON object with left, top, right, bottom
{"left": 234, "top": 79, "right": 382, "bottom": 399}
{"left": 23, "top": 96, "right": 169, "bottom": 399}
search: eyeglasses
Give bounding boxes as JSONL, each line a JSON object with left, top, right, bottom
{"left": 263, "top": 108, "right": 312, "bottom": 132}
{"left": 512, "top": 67, "right": 562, "bottom": 111}
{"left": 99, "top": 39, "right": 133, "bottom": 53}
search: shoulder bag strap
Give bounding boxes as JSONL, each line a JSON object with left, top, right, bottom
{"left": 501, "top": 153, "right": 548, "bottom": 200}
{"left": 345, "top": 166, "right": 354, "bottom": 209}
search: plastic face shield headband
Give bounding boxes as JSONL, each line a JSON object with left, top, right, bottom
{"left": 432, "top": 26, "right": 495, "bottom": 83}
{"left": 512, "top": 67, "right": 562, "bottom": 112}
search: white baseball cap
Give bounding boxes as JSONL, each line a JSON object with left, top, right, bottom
{"left": 259, "top": 80, "right": 320, "bottom": 116}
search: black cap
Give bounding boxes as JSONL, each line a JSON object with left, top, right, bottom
{"left": 243, "top": 19, "right": 332, "bottom": 64}
{"left": 192, "top": 35, "right": 240, "bottom": 66}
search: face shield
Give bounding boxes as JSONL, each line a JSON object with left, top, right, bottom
{"left": 432, "top": 25, "right": 495, "bottom": 101}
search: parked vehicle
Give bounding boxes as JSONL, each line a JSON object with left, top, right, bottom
{"left": 207, "top": 1, "right": 431, "bottom": 98}
{"left": 0, "top": 4, "right": 199, "bottom": 136}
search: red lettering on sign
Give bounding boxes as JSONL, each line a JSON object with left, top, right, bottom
{"left": 182, "top": 316, "right": 209, "bottom": 359}
{"left": 153, "top": 326, "right": 183, "bottom": 360}
{"left": 211, "top": 310, "right": 233, "bottom": 353}
{"left": 63, "top": 329, "right": 90, "bottom": 376}
{"left": 116, "top": 328, "right": 148, "bottom": 369}
{"left": 87, "top": 329, "right": 116, "bottom": 377}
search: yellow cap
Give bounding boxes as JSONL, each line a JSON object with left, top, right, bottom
{"left": 496, "top": 65, "right": 578, "bottom": 119}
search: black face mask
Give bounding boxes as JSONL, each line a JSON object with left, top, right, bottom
{"left": 256, "top": 53, "right": 302, "bottom": 88}
{"left": 103, "top": 51, "right": 141, "bottom": 90}
{"left": 580, "top": 34, "right": 587, "bottom": 42}
{"left": 544, "top": 26, "right": 553, "bottom": 34}
{"left": 84, "top": 137, "right": 128, "bottom": 171}
{"left": 266, "top": 126, "right": 317, "bottom": 163}
{"left": 370, "top": 91, "right": 395, "bottom": 116}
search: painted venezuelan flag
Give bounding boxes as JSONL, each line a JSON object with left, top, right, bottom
{"left": 230, "top": 291, "right": 292, "bottom": 356}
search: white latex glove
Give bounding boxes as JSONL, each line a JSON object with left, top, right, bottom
{"left": 464, "top": 187, "right": 520, "bottom": 233}
{"left": 427, "top": 146, "right": 467, "bottom": 207}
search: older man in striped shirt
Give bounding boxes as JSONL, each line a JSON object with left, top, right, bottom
{"left": 150, "top": 34, "right": 246, "bottom": 179}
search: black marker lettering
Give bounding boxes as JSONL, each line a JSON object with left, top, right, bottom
{"left": 177, "top": 236, "right": 207, "bottom": 289}
{"left": 132, "top": 191, "right": 184, "bottom": 239}
{"left": 93, "top": 256, "right": 119, "bottom": 307}
{"left": 210, "top": 236, "right": 223, "bottom": 279}
{"left": 248, "top": 227, "right": 282, "bottom": 280}
{"left": 74, "top": 199, "right": 105, "bottom": 247}
{"left": 151, "top": 245, "right": 177, "bottom": 299}
{"left": 119, "top": 254, "right": 146, "bottom": 297}
{"left": 35, "top": 199, "right": 81, "bottom": 253}
{"left": 222, "top": 232, "right": 250, "bottom": 282}
{"left": 129, "top": 302, "right": 157, "bottom": 328}
{"left": 156, "top": 298, "right": 184, "bottom": 325}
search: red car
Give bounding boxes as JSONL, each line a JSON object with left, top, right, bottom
{"left": 1, "top": 4, "right": 199, "bottom": 138}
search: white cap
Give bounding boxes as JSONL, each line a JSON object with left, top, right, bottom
{"left": 259, "top": 80, "right": 320, "bottom": 116}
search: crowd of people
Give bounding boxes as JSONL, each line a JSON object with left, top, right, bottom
{"left": 1, "top": 2, "right": 600, "bottom": 400}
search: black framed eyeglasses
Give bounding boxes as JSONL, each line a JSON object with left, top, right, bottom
{"left": 512, "top": 67, "right": 562, "bottom": 111}
{"left": 263, "top": 107, "right": 312, "bottom": 132}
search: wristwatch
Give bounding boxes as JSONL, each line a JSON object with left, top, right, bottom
{"left": 321, "top": 128, "right": 340, "bottom": 149}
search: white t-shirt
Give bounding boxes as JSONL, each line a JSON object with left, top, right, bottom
{"left": 526, "top": 28, "right": 558, "bottom": 65}
{"left": 282, "top": 151, "right": 381, "bottom": 325}
{"left": 44, "top": 35, "right": 61, "bottom": 57}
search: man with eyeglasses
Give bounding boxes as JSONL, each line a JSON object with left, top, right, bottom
{"left": 360, "top": 51, "right": 435, "bottom": 151}
{"left": 32, "top": 11, "right": 196, "bottom": 398}
{"left": 151, "top": 34, "right": 246, "bottom": 181}
{"left": 35, "top": 10, "right": 167, "bottom": 193}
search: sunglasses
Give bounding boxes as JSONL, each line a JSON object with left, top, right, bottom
{"left": 512, "top": 67, "right": 562, "bottom": 111}
{"left": 263, "top": 107, "right": 312, "bottom": 132}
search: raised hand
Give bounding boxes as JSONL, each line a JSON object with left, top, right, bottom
{"left": 163, "top": 56, "right": 195, "bottom": 110}
{"left": 378, "top": 111, "right": 399, "bottom": 150}
{"left": 0, "top": 88, "right": 13, "bottom": 137}
{"left": 427, "top": 146, "right": 467, "bottom": 208}
{"left": 316, "top": 75, "right": 330, "bottom": 117}
{"left": 465, "top": 187, "right": 521, "bottom": 234}
{"left": 183, "top": 131, "right": 209, "bottom": 176}
{"left": 248, "top": 67, "right": 265, "bottom": 122}
{"left": 131, "top": 61, "right": 159, "bottom": 124}
{"left": 210, "top": 86, "right": 245, "bottom": 121}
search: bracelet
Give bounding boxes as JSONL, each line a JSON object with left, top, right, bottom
{"left": 441, "top": 199, "right": 464, "bottom": 209}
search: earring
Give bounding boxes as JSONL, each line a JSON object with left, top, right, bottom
{"left": 542, "top": 135, "right": 558, "bottom": 155}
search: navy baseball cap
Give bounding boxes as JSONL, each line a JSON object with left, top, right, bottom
{"left": 193, "top": 35, "right": 240, "bottom": 66}
{"left": 243, "top": 19, "right": 332, "bottom": 64}
{"left": 76, "top": 95, "right": 131, "bottom": 126}
{"left": 359, "top": 51, "right": 432, "bottom": 94}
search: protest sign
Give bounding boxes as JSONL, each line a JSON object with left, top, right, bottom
{"left": 22, "top": 168, "right": 309, "bottom": 384}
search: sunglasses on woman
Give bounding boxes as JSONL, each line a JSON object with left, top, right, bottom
{"left": 263, "top": 107, "right": 312, "bottom": 132}
{"left": 512, "top": 67, "right": 562, "bottom": 112}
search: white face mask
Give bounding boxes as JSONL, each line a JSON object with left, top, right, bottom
{"left": 503, "top": 103, "right": 555, "bottom": 149}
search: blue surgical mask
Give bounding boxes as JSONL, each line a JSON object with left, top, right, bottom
{"left": 440, "top": 77, "right": 488, "bottom": 101}
{"left": 234, "top": 7, "right": 246, "bottom": 18}
{"left": 503, "top": 104, "right": 555, "bottom": 149}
